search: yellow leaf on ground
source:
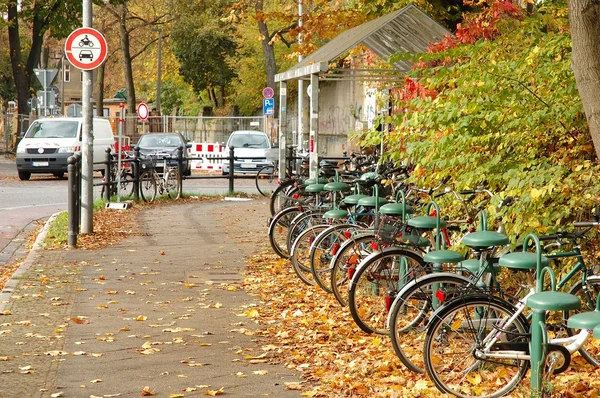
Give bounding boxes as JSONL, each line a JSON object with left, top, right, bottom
{"left": 141, "top": 386, "right": 155, "bottom": 396}
{"left": 204, "top": 387, "right": 225, "bottom": 396}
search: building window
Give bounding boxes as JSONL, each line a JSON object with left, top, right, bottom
{"left": 64, "top": 63, "right": 70, "bottom": 82}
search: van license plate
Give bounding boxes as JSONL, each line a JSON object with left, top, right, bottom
{"left": 33, "top": 161, "right": 49, "bottom": 167}
{"left": 241, "top": 163, "right": 255, "bottom": 168}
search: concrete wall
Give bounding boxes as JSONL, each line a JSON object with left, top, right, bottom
{"left": 285, "top": 79, "right": 379, "bottom": 157}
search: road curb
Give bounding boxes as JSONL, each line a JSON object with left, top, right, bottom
{"left": 0, "top": 212, "right": 60, "bottom": 312}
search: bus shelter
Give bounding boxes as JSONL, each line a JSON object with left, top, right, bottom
{"left": 274, "top": 4, "right": 451, "bottom": 179}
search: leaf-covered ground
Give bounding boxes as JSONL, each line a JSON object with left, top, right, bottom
{"left": 242, "top": 250, "right": 600, "bottom": 398}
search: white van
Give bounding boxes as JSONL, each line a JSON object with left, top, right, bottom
{"left": 222, "top": 130, "right": 272, "bottom": 175}
{"left": 16, "top": 117, "right": 115, "bottom": 180}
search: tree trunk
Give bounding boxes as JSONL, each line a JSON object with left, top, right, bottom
{"left": 568, "top": 0, "right": 600, "bottom": 160}
{"left": 218, "top": 85, "right": 225, "bottom": 107}
{"left": 117, "top": 4, "right": 136, "bottom": 133}
{"left": 26, "top": 12, "right": 46, "bottom": 77}
{"left": 96, "top": 63, "right": 105, "bottom": 117}
{"left": 7, "top": 1, "right": 31, "bottom": 119}
{"left": 256, "top": 0, "right": 278, "bottom": 117}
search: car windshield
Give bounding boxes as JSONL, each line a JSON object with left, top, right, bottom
{"left": 25, "top": 120, "right": 79, "bottom": 139}
{"left": 229, "top": 133, "right": 269, "bottom": 149}
{"left": 138, "top": 134, "right": 182, "bottom": 148}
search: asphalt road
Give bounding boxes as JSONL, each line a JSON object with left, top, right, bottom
{"left": 0, "top": 154, "right": 276, "bottom": 267}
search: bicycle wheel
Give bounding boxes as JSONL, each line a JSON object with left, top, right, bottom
{"left": 286, "top": 209, "right": 326, "bottom": 252}
{"left": 388, "top": 273, "right": 471, "bottom": 373}
{"left": 564, "top": 275, "right": 600, "bottom": 366}
{"left": 423, "top": 295, "right": 529, "bottom": 398}
{"left": 256, "top": 165, "right": 277, "bottom": 197}
{"left": 139, "top": 171, "right": 157, "bottom": 202}
{"left": 268, "top": 207, "right": 304, "bottom": 258}
{"left": 309, "top": 224, "right": 358, "bottom": 293}
{"left": 269, "top": 179, "right": 296, "bottom": 216}
{"left": 330, "top": 232, "right": 375, "bottom": 307}
{"left": 117, "top": 172, "right": 135, "bottom": 198}
{"left": 290, "top": 224, "right": 330, "bottom": 286}
{"left": 348, "top": 247, "right": 427, "bottom": 335}
{"left": 166, "top": 169, "right": 182, "bottom": 199}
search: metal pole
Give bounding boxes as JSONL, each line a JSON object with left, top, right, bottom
{"left": 309, "top": 73, "right": 319, "bottom": 180}
{"left": 228, "top": 146, "right": 235, "bottom": 193}
{"left": 61, "top": 52, "right": 65, "bottom": 115}
{"left": 297, "top": 0, "right": 303, "bottom": 151}
{"left": 156, "top": 30, "right": 162, "bottom": 114}
{"left": 278, "top": 81, "right": 287, "bottom": 180}
{"left": 116, "top": 104, "right": 123, "bottom": 202}
{"left": 67, "top": 156, "right": 78, "bottom": 247}
{"left": 104, "top": 148, "right": 112, "bottom": 201}
{"left": 81, "top": 0, "right": 94, "bottom": 233}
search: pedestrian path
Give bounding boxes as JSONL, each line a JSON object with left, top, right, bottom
{"left": 0, "top": 199, "right": 302, "bottom": 398}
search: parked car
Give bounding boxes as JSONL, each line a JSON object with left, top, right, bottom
{"left": 222, "top": 130, "right": 273, "bottom": 175}
{"left": 16, "top": 117, "right": 115, "bottom": 180}
{"left": 136, "top": 133, "right": 192, "bottom": 176}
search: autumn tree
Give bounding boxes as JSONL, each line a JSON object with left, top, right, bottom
{"left": 170, "top": 0, "right": 236, "bottom": 109}
{"left": 3, "top": 0, "right": 80, "bottom": 131}
{"left": 568, "top": 0, "right": 600, "bottom": 160}
{"left": 102, "top": 0, "right": 170, "bottom": 121}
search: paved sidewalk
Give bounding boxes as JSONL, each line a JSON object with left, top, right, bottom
{"left": 0, "top": 199, "right": 302, "bottom": 398}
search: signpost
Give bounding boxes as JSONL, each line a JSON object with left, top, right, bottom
{"left": 263, "top": 98, "right": 274, "bottom": 116}
{"left": 64, "top": 27, "right": 108, "bottom": 71}
{"left": 34, "top": 69, "right": 58, "bottom": 116}
{"left": 262, "top": 87, "right": 274, "bottom": 99}
{"left": 65, "top": 22, "right": 108, "bottom": 234}
{"left": 137, "top": 102, "right": 149, "bottom": 121}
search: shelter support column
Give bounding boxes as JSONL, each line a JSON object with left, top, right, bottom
{"left": 309, "top": 73, "right": 319, "bottom": 180}
{"left": 278, "top": 81, "right": 287, "bottom": 179}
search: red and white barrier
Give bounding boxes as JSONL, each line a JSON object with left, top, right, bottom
{"left": 189, "top": 142, "right": 224, "bottom": 171}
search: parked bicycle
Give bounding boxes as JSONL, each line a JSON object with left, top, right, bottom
{"left": 139, "top": 153, "right": 182, "bottom": 202}
{"left": 255, "top": 161, "right": 279, "bottom": 197}
{"left": 101, "top": 152, "right": 134, "bottom": 199}
{"left": 420, "top": 210, "right": 600, "bottom": 397}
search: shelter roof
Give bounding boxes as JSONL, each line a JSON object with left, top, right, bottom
{"left": 275, "top": 4, "right": 451, "bottom": 82}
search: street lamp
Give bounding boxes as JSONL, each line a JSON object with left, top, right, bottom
{"left": 151, "top": 28, "right": 162, "bottom": 115}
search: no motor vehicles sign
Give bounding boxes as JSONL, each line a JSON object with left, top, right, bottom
{"left": 65, "top": 28, "right": 108, "bottom": 71}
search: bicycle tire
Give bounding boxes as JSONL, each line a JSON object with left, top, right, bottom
{"left": 118, "top": 172, "right": 135, "bottom": 198}
{"left": 330, "top": 232, "right": 375, "bottom": 307}
{"left": 267, "top": 207, "right": 304, "bottom": 258}
{"left": 139, "top": 171, "right": 157, "bottom": 202}
{"left": 286, "top": 209, "right": 327, "bottom": 252}
{"left": 347, "top": 247, "right": 426, "bottom": 335}
{"left": 256, "top": 165, "right": 277, "bottom": 197}
{"left": 423, "top": 294, "right": 529, "bottom": 398}
{"left": 166, "top": 169, "right": 182, "bottom": 199}
{"left": 388, "top": 273, "right": 472, "bottom": 373}
{"left": 564, "top": 275, "right": 600, "bottom": 366}
{"left": 269, "top": 179, "right": 296, "bottom": 216}
{"left": 309, "top": 223, "right": 357, "bottom": 293}
{"left": 289, "top": 224, "right": 330, "bottom": 286}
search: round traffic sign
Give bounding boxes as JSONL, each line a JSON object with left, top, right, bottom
{"left": 64, "top": 28, "right": 108, "bottom": 71}
{"left": 137, "top": 102, "right": 149, "bottom": 121}
{"left": 262, "top": 87, "right": 274, "bottom": 99}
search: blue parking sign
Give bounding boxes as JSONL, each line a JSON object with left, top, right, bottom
{"left": 263, "top": 98, "right": 274, "bottom": 115}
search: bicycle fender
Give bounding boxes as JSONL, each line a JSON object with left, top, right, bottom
{"left": 427, "top": 293, "right": 522, "bottom": 332}
{"left": 349, "top": 246, "right": 424, "bottom": 285}
{"left": 386, "top": 272, "right": 472, "bottom": 329}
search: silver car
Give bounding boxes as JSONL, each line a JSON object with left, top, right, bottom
{"left": 222, "top": 130, "right": 273, "bottom": 175}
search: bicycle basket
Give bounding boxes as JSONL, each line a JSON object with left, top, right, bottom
{"left": 374, "top": 215, "right": 403, "bottom": 244}
{"left": 140, "top": 156, "right": 156, "bottom": 171}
